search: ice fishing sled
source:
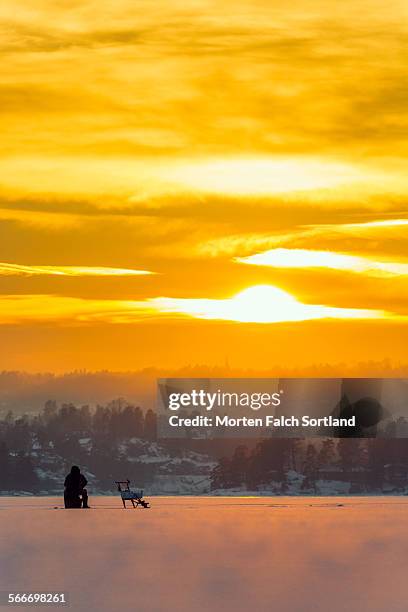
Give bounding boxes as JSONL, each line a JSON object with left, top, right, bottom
{"left": 115, "top": 480, "right": 150, "bottom": 509}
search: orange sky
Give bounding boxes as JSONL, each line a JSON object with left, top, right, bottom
{"left": 0, "top": 0, "right": 407, "bottom": 372}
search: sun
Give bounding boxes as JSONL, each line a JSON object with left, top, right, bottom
{"left": 150, "top": 285, "right": 387, "bottom": 324}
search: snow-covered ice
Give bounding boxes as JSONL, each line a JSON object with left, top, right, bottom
{"left": 0, "top": 496, "right": 407, "bottom": 611}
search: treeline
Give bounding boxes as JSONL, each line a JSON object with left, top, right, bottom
{"left": 210, "top": 438, "right": 408, "bottom": 493}
{"left": 0, "top": 399, "right": 157, "bottom": 451}
{"left": 0, "top": 442, "right": 39, "bottom": 492}
{"left": 2, "top": 400, "right": 408, "bottom": 495}
{"left": 0, "top": 400, "right": 158, "bottom": 493}
{"left": 3, "top": 364, "right": 408, "bottom": 415}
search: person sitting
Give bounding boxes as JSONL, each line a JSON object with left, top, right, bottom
{"left": 64, "top": 465, "right": 90, "bottom": 508}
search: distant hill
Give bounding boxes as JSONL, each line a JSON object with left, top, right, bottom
{"left": 1, "top": 361, "right": 407, "bottom": 414}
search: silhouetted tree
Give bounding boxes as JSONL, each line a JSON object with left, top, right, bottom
{"left": 229, "top": 445, "right": 249, "bottom": 487}
{"left": 210, "top": 457, "right": 232, "bottom": 490}
{"left": 0, "top": 441, "right": 11, "bottom": 490}
{"left": 13, "top": 453, "right": 38, "bottom": 492}
{"left": 318, "top": 439, "right": 336, "bottom": 470}
{"left": 144, "top": 409, "right": 157, "bottom": 440}
{"left": 302, "top": 444, "right": 318, "bottom": 492}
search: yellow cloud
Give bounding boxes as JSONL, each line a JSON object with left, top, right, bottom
{"left": 195, "top": 215, "right": 408, "bottom": 259}
{"left": 236, "top": 248, "right": 408, "bottom": 277}
{"left": 0, "top": 286, "right": 392, "bottom": 325}
{"left": 0, "top": 295, "right": 146, "bottom": 324}
{"left": 0, "top": 263, "right": 154, "bottom": 277}
{"left": 342, "top": 219, "right": 408, "bottom": 229}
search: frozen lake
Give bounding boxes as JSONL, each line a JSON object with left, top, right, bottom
{"left": 1, "top": 496, "right": 407, "bottom": 611}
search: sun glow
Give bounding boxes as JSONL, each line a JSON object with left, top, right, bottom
{"left": 151, "top": 285, "right": 387, "bottom": 323}
{"left": 0, "top": 287, "right": 391, "bottom": 325}
{"left": 163, "top": 158, "right": 366, "bottom": 196}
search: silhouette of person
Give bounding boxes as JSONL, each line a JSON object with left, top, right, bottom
{"left": 64, "top": 465, "right": 90, "bottom": 508}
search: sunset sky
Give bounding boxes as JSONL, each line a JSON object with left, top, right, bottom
{"left": 0, "top": 0, "right": 407, "bottom": 371}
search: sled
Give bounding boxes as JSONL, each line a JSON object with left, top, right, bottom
{"left": 115, "top": 480, "right": 150, "bottom": 509}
